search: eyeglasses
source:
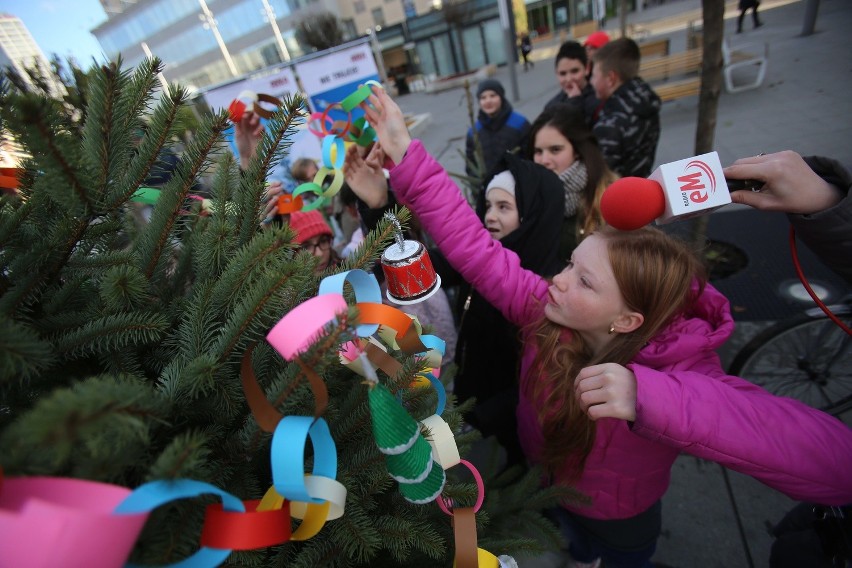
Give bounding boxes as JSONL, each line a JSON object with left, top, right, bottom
{"left": 301, "top": 235, "right": 332, "bottom": 253}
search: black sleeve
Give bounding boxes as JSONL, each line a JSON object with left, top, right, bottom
{"left": 788, "top": 156, "right": 852, "bottom": 285}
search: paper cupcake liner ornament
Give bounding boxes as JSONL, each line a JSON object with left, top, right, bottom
{"left": 368, "top": 380, "right": 420, "bottom": 455}
{"left": 398, "top": 460, "right": 446, "bottom": 504}
{"left": 385, "top": 435, "right": 433, "bottom": 483}
{"left": 380, "top": 212, "right": 442, "bottom": 305}
{"left": 363, "top": 354, "right": 445, "bottom": 504}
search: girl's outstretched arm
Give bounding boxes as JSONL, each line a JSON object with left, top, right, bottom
{"left": 361, "top": 87, "right": 548, "bottom": 326}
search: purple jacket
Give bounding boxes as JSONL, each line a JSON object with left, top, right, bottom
{"left": 391, "top": 140, "right": 852, "bottom": 519}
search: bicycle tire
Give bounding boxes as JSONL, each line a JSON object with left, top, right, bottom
{"left": 728, "top": 311, "right": 852, "bottom": 415}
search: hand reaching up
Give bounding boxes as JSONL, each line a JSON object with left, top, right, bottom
{"left": 725, "top": 151, "right": 843, "bottom": 215}
{"left": 359, "top": 86, "right": 412, "bottom": 166}
{"left": 234, "top": 111, "right": 264, "bottom": 170}
{"left": 343, "top": 143, "right": 389, "bottom": 208}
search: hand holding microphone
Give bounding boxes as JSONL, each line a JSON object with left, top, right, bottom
{"left": 724, "top": 151, "right": 844, "bottom": 215}
{"left": 601, "top": 150, "right": 847, "bottom": 230}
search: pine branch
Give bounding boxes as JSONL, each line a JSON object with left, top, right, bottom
{"left": 234, "top": 95, "right": 307, "bottom": 247}
{"left": 208, "top": 224, "right": 297, "bottom": 313}
{"left": 136, "top": 108, "right": 229, "bottom": 279}
{"left": 0, "top": 315, "right": 57, "bottom": 384}
{"left": 80, "top": 60, "right": 132, "bottom": 207}
{"left": 0, "top": 375, "right": 165, "bottom": 477}
{"left": 52, "top": 311, "right": 170, "bottom": 359}
{"left": 120, "top": 56, "right": 162, "bottom": 131}
{"left": 109, "top": 83, "right": 189, "bottom": 210}
{"left": 146, "top": 429, "right": 214, "bottom": 481}
{"left": 8, "top": 92, "right": 92, "bottom": 212}
{"left": 191, "top": 155, "right": 240, "bottom": 283}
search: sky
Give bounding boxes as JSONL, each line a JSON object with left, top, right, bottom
{"left": 0, "top": 0, "right": 108, "bottom": 64}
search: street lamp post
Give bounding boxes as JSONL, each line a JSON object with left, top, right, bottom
{"left": 198, "top": 0, "right": 239, "bottom": 77}
{"left": 259, "top": 0, "right": 291, "bottom": 62}
{"left": 366, "top": 28, "right": 388, "bottom": 85}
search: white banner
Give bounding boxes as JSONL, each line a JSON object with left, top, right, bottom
{"left": 201, "top": 66, "right": 299, "bottom": 114}
{"left": 295, "top": 43, "right": 379, "bottom": 115}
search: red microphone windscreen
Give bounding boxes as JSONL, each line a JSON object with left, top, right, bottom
{"left": 600, "top": 177, "right": 666, "bottom": 230}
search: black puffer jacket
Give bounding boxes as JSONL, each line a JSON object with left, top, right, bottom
{"left": 465, "top": 100, "right": 531, "bottom": 177}
{"left": 593, "top": 76, "right": 661, "bottom": 178}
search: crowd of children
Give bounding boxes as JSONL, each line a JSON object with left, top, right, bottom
{"left": 225, "top": 33, "right": 851, "bottom": 565}
{"left": 358, "top": 84, "right": 852, "bottom": 568}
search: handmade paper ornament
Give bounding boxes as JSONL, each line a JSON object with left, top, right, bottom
{"left": 0, "top": 477, "right": 149, "bottom": 568}
{"left": 380, "top": 212, "right": 441, "bottom": 305}
{"left": 366, "top": 369, "right": 445, "bottom": 504}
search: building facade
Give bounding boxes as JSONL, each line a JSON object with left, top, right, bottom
{"left": 0, "top": 13, "right": 64, "bottom": 97}
{"left": 91, "top": 0, "right": 435, "bottom": 92}
{"left": 90, "top": 0, "right": 618, "bottom": 94}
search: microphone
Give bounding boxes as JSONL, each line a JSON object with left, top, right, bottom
{"left": 601, "top": 151, "right": 738, "bottom": 230}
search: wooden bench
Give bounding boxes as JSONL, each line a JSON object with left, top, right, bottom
{"left": 654, "top": 77, "right": 701, "bottom": 102}
{"left": 570, "top": 20, "right": 599, "bottom": 40}
{"left": 638, "top": 37, "right": 670, "bottom": 60}
{"left": 640, "top": 48, "right": 702, "bottom": 83}
{"left": 639, "top": 48, "right": 703, "bottom": 102}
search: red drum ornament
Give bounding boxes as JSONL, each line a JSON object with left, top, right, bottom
{"left": 380, "top": 213, "right": 442, "bottom": 305}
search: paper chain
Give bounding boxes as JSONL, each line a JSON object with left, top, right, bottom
{"left": 228, "top": 83, "right": 381, "bottom": 216}
{"left": 3, "top": 96, "right": 520, "bottom": 566}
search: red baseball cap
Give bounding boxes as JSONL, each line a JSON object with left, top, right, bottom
{"left": 584, "top": 31, "right": 611, "bottom": 49}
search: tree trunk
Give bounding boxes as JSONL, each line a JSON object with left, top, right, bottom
{"left": 619, "top": 0, "right": 629, "bottom": 37}
{"left": 690, "top": 0, "right": 725, "bottom": 248}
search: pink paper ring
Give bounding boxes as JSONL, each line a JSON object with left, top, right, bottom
{"left": 0, "top": 477, "right": 148, "bottom": 568}
{"left": 308, "top": 112, "right": 333, "bottom": 138}
{"left": 436, "top": 459, "right": 485, "bottom": 516}
{"left": 266, "top": 294, "right": 348, "bottom": 360}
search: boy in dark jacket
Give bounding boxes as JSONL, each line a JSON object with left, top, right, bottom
{"left": 465, "top": 79, "right": 531, "bottom": 178}
{"left": 590, "top": 38, "right": 661, "bottom": 178}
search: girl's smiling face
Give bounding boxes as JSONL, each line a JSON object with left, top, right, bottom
{"left": 484, "top": 188, "right": 520, "bottom": 240}
{"left": 533, "top": 125, "right": 578, "bottom": 174}
{"left": 555, "top": 56, "right": 589, "bottom": 94}
{"left": 545, "top": 235, "right": 632, "bottom": 342}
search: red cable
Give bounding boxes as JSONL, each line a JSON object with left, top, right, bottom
{"left": 788, "top": 225, "right": 852, "bottom": 336}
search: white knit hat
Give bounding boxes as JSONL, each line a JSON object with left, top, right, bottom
{"left": 485, "top": 170, "right": 516, "bottom": 198}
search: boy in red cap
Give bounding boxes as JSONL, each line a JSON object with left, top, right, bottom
{"left": 583, "top": 30, "right": 610, "bottom": 59}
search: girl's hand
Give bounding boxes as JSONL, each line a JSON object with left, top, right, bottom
{"left": 574, "top": 363, "right": 637, "bottom": 422}
{"left": 343, "top": 144, "right": 389, "bottom": 208}
{"left": 565, "top": 81, "right": 582, "bottom": 98}
{"left": 359, "top": 86, "right": 411, "bottom": 166}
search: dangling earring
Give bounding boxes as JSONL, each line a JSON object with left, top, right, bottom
{"left": 608, "top": 323, "right": 616, "bottom": 335}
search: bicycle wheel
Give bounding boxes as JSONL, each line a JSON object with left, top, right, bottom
{"left": 728, "top": 311, "right": 852, "bottom": 414}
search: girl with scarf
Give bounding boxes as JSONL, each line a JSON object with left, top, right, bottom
{"left": 527, "top": 103, "right": 618, "bottom": 261}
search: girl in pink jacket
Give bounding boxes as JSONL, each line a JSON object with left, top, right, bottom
{"left": 361, "top": 87, "right": 852, "bottom": 568}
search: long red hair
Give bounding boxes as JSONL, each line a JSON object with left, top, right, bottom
{"left": 525, "top": 226, "right": 706, "bottom": 478}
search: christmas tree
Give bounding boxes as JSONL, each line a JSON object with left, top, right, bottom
{"left": 0, "top": 58, "right": 577, "bottom": 566}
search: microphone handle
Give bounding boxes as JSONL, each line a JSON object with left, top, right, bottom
{"left": 725, "top": 178, "right": 764, "bottom": 192}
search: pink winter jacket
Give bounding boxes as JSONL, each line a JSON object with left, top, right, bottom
{"left": 390, "top": 140, "right": 852, "bottom": 519}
